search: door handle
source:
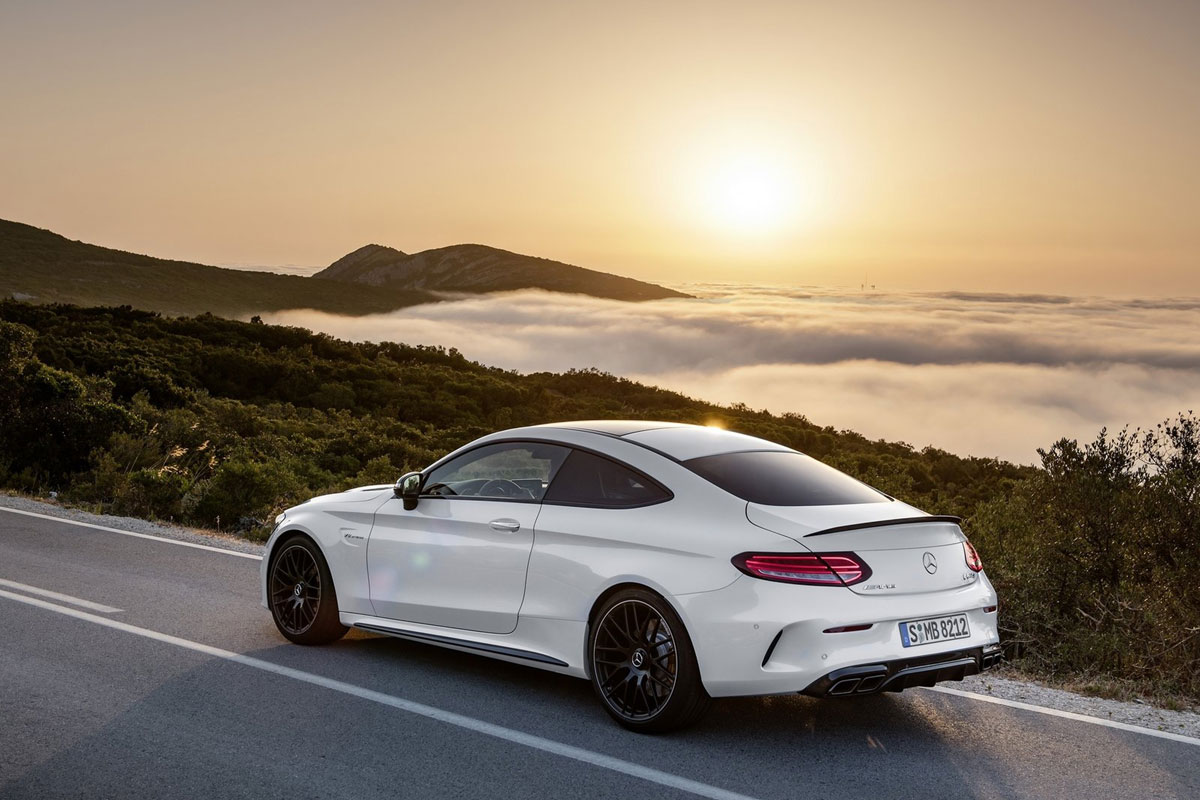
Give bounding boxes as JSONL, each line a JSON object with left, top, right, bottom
{"left": 489, "top": 519, "right": 521, "bottom": 533}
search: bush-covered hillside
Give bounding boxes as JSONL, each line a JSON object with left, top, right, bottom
{"left": 1, "top": 301, "right": 1196, "bottom": 703}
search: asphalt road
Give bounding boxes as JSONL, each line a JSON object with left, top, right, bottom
{"left": 1, "top": 510, "right": 1196, "bottom": 800}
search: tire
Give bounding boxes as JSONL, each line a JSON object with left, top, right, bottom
{"left": 267, "top": 535, "right": 348, "bottom": 645}
{"left": 588, "top": 587, "right": 711, "bottom": 733}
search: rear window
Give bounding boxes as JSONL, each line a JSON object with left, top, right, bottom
{"left": 682, "top": 451, "right": 889, "bottom": 506}
{"left": 544, "top": 450, "right": 670, "bottom": 507}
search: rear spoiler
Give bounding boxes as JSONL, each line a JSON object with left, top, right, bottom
{"left": 803, "top": 515, "right": 963, "bottom": 538}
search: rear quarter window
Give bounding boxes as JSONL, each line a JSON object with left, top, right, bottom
{"left": 544, "top": 450, "right": 670, "bottom": 507}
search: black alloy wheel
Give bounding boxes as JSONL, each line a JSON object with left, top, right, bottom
{"left": 268, "top": 536, "right": 347, "bottom": 645}
{"left": 589, "top": 588, "right": 711, "bottom": 732}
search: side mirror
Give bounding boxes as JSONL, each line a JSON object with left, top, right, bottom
{"left": 395, "top": 471, "right": 423, "bottom": 510}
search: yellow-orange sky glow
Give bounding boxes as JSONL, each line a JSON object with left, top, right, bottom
{"left": 2, "top": 0, "right": 1197, "bottom": 293}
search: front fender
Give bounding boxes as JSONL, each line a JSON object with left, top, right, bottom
{"left": 260, "top": 496, "right": 389, "bottom": 614}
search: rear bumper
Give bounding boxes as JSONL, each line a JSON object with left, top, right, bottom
{"left": 674, "top": 573, "right": 1000, "bottom": 698}
{"left": 802, "top": 643, "right": 1003, "bottom": 697}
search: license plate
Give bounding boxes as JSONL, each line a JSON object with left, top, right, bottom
{"left": 899, "top": 613, "right": 970, "bottom": 647}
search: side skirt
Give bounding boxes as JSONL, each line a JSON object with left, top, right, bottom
{"left": 353, "top": 621, "right": 570, "bottom": 667}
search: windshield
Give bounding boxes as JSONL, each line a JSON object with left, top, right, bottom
{"left": 682, "top": 451, "right": 890, "bottom": 506}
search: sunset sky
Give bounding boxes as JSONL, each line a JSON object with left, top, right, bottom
{"left": 2, "top": 0, "right": 1198, "bottom": 294}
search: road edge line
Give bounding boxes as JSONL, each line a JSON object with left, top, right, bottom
{"left": 924, "top": 685, "right": 1200, "bottom": 747}
{"left": 0, "top": 506, "right": 262, "bottom": 560}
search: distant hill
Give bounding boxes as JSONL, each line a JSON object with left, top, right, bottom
{"left": 316, "top": 242, "right": 691, "bottom": 301}
{"left": 0, "top": 219, "right": 435, "bottom": 317}
{"left": 0, "top": 219, "right": 689, "bottom": 315}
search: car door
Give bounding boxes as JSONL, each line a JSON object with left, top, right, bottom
{"left": 367, "top": 441, "right": 569, "bottom": 634}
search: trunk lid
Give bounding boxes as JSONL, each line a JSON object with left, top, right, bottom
{"left": 747, "top": 502, "right": 979, "bottom": 596}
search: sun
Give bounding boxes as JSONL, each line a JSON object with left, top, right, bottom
{"left": 705, "top": 154, "right": 796, "bottom": 235}
{"left": 667, "top": 134, "right": 826, "bottom": 240}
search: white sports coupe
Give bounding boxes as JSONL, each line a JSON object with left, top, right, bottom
{"left": 262, "top": 421, "right": 1001, "bottom": 731}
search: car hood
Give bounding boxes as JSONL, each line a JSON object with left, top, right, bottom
{"left": 291, "top": 484, "right": 393, "bottom": 510}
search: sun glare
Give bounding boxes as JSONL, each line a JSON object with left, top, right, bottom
{"left": 705, "top": 154, "right": 798, "bottom": 236}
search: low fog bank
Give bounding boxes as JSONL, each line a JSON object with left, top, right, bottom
{"left": 262, "top": 286, "right": 1200, "bottom": 463}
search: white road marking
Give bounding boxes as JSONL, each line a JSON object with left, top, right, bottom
{"left": 0, "top": 506, "right": 262, "bottom": 560}
{"left": 0, "top": 578, "right": 122, "bottom": 613}
{"left": 0, "top": 588, "right": 762, "bottom": 800}
{"left": 925, "top": 685, "right": 1200, "bottom": 747}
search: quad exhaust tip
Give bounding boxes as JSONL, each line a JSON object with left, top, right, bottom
{"left": 806, "top": 645, "right": 1003, "bottom": 698}
{"left": 828, "top": 673, "right": 889, "bottom": 695}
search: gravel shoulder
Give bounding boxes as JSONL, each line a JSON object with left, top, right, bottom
{"left": 0, "top": 492, "right": 265, "bottom": 557}
{"left": 3, "top": 491, "right": 1197, "bottom": 742}
{"left": 956, "top": 672, "right": 1200, "bottom": 740}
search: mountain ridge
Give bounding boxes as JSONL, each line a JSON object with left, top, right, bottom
{"left": 0, "top": 219, "right": 437, "bottom": 317}
{"left": 0, "top": 218, "right": 688, "bottom": 314}
{"left": 315, "top": 241, "right": 691, "bottom": 301}
{"left": 321, "top": 243, "right": 409, "bottom": 279}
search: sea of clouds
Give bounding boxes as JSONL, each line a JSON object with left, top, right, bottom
{"left": 262, "top": 286, "right": 1200, "bottom": 463}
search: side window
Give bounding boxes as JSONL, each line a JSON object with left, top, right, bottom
{"left": 423, "top": 442, "right": 570, "bottom": 501}
{"left": 544, "top": 450, "right": 671, "bottom": 507}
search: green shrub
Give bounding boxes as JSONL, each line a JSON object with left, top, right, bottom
{"left": 968, "top": 413, "right": 1200, "bottom": 699}
{"left": 193, "top": 457, "right": 305, "bottom": 530}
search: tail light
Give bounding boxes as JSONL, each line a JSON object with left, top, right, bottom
{"left": 963, "top": 540, "right": 984, "bottom": 572}
{"left": 731, "top": 552, "right": 871, "bottom": 586}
